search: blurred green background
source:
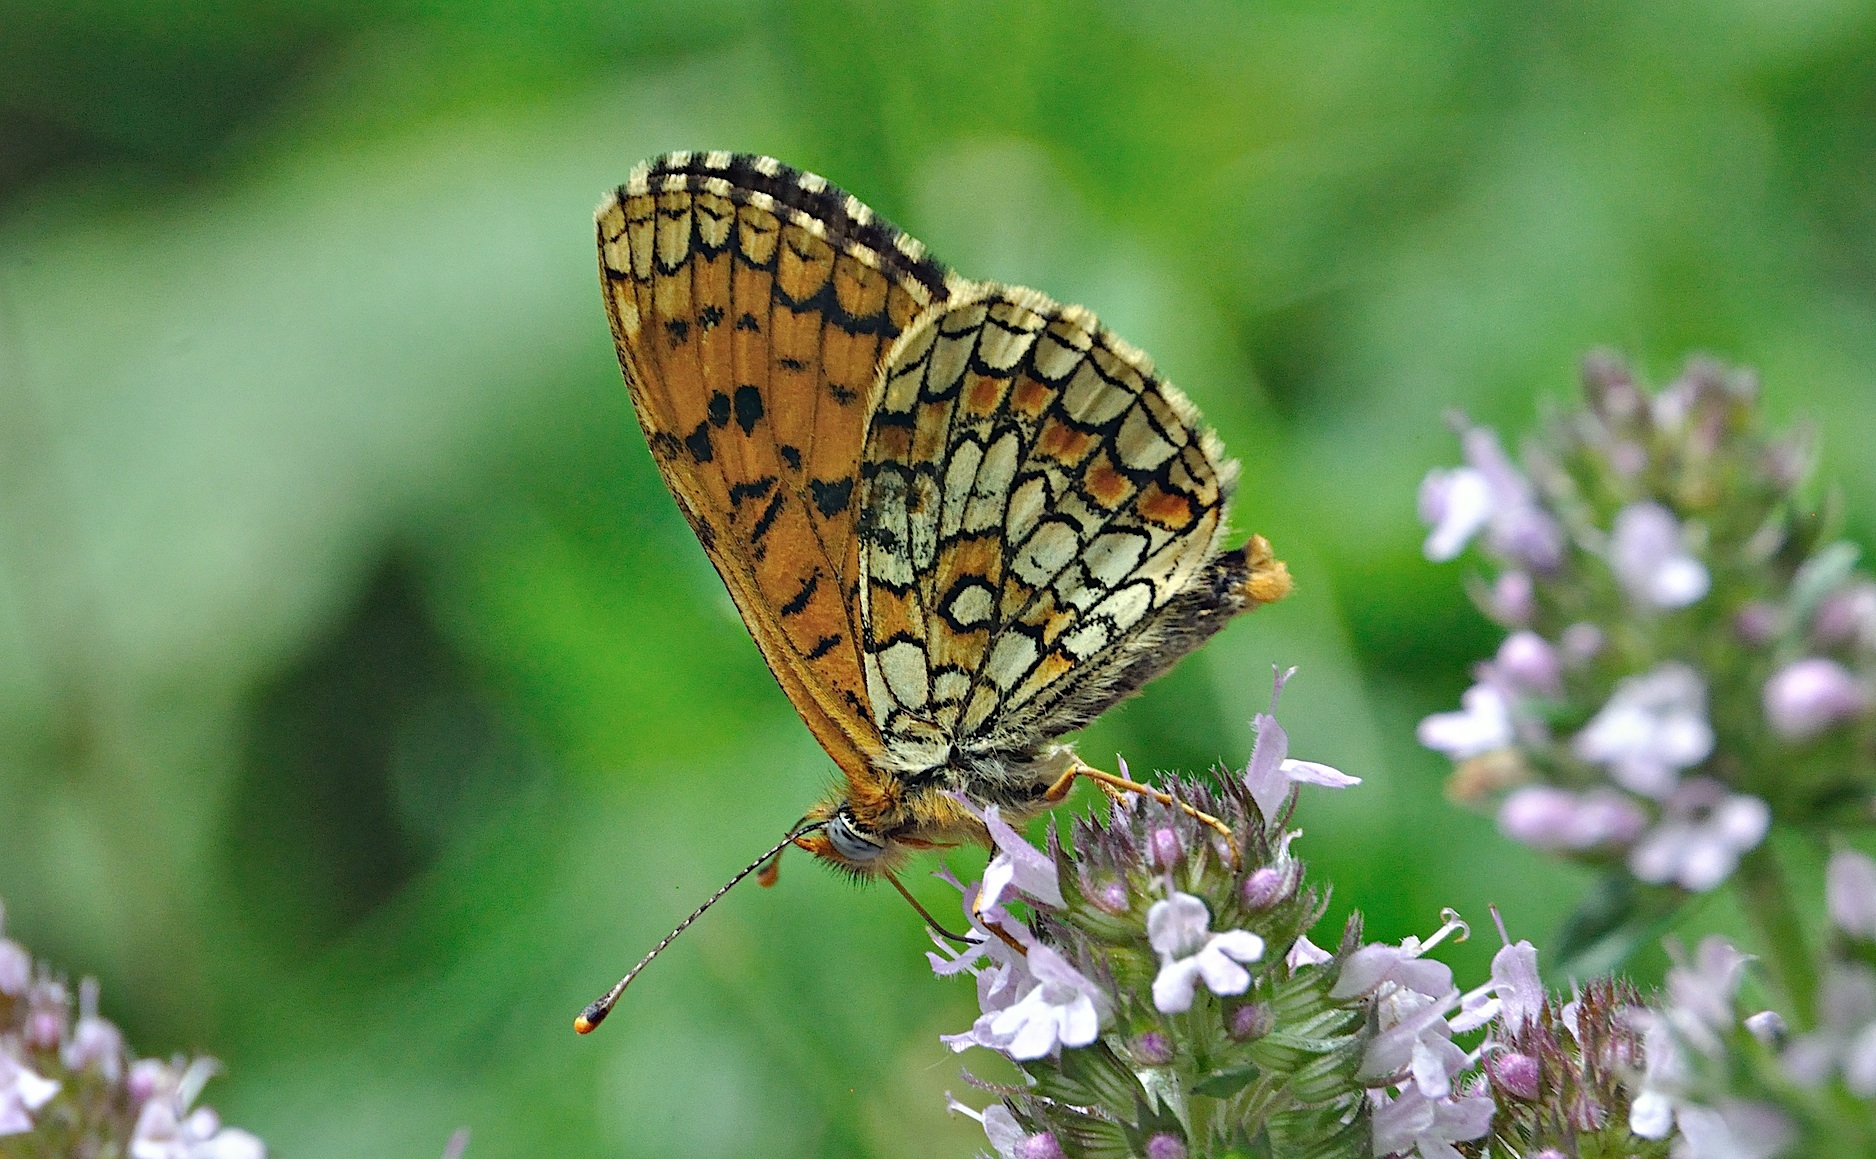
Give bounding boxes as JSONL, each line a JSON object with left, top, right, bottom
{"left": 4, "top": 2, "right": 1876, "bottom": 1155}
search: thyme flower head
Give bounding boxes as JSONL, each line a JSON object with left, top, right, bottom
{"left": 0, "top": 897, "right": 264, "bottom": 1154}
{"left": 1417, "top": 353, "right": 1872, "bottom": 899}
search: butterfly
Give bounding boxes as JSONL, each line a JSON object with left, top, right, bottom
{"left": 597, "top": 149, "right": 1289, "bottom": 877}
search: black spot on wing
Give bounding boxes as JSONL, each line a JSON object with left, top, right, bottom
{"left": 648, "top": 431, "right": 682, "bottom": 460}
{"left": 728, "top": 476, "right": 777, "bottom": 507}
{"left": 750, "top": 491, "right": 785, "bottom": 542}
{"left": 708, "top": 391, "right": 731, "bottom": 428}
{"left": 698, "top": 304, "right": 724, "bottom": 331}
{"left": 780, "top": 572, "right": 819, "bottom": 617}
{"left": 780, "top": 444, "right": 802, "bottom": 469}
{"left": 806, "top": 633, "right": 844, "bottom": 660}
{"left": 684, "top": 422, "right": 713, "bottom": 463}
{"left": 810, "top": 477, "right": 854, "bottom": 517}
{"left": 737, "top": 312, "right": 761, "bottom": 332}
{"left": 733, "top": 385, "right": 764, "bottom": 435}
{"left": 666, "top": 318, "right": 690, "bottom": 345}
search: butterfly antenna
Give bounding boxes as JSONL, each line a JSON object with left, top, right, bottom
{"left": 884, "top": 870, "right": 975, "bottom": 945}
{"left": 574, "top": 823, "right": 821, "bottom": 1034}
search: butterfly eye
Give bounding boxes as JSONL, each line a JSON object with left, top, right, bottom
{"left": 825, "top": 809, "right": 888, "bottom": 863}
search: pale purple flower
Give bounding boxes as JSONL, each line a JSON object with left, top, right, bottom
{"left": 1781, "top": 964, "right": 1876, "bottom": 1096}
{"left": 1628, "top": 780, "right": 1770, "bottom": 892}
{"left": 1418, "top": 426, "right": 1564, "bottom": 571}
{"left": 983, "top": 942, "right": 1104, "bottom": 1060}
{"left": 1332, "top": 935, "right": 1458, "bottom": 1003}
{"left": 1629, "top": 1012, "right": 1688, "bottom": 1140}
{"left": 1560, "top": 621, "right": 1605, "bottom": 666}
{"left": 64, "top": 976, "right": 126, "bottom": 1083}
{"left": 1763, "top": 657, "right": 1868, "bottom": 741}
{"left": 1671, "top": 1102, "right": 1794, "bottom": 1159}
{"left": 1609, "top": 501, "right": 1710, "bottom": 609}
{"left": 1665, "top": 936, "right": 1754, "bottom": 1045}
{"left": 946, "top": 1098, "right": 1063, "bottom": 1159}
{"left": 1490, "top": 631, "right": 1561, "bottom": 697}
{"left": 1287, "top": 935, "right": 1333, "bottom": 971}
{"left": 1370, "top": 1085, "right": 1494, "bottom": 1159}
{"left": 1451, "top": 940, "right": 1545, "bottom": 1033}
{"left": 1363, "top": 984, "right": 1468, "bottom": 1099}
{"left": 0, "top": 902, "right": 27, "bottom": 997}
{"left": 1827, "top": 849, "right": 1876, "bottom": 941}
{"left": 1461, "top": 426, "right": 1566, "bottom": 571}
{"left": 1496, "top": 786, "right": 1647, "bottom": 851}
{"left": 1419, "top": 467, "right": 1493, "bottom": 562}
{"left": 1148, "top": 892, "right": 1265, "bottom": 1013}
{"left": 130, "top": 1059, "right": 266, "bottom": 1159}
{"left": 0, "top": 1049, "right": 61, "bottom": 1137}
{"left": 1572, "top": 662, "right": 1714, "bottom": 798}
{"left": 950, "top": 797, "right": 1064, "bottom": 912}
{"left": 1244, "top": 667, "right": 1359, "bottom": 822}
{"left": 1813, "top": 580, "right": 1876, "bottom": 650}
{"left": 1484, "top": 570, "right": 1535, "bottom": 627}
{"left": 932, "top": 877, "right": 1040, "bottom": 1054}
{"left": 1417, "top": 684, "right": 1514, "bottom": 761}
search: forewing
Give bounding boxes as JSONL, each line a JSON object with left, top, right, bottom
{"left": 858, "top": 286, "right": 1238, "bottom": 759}
{"left": 598, "top": 152, "right": 955, "bottom": 775}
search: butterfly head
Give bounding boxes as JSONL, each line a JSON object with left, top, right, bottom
{"left": 792, "top": 786, "right": 979, "bottom": 877}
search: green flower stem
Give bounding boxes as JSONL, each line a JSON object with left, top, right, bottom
{"left": 1734, "top": 840, "right": 1817, "bottom": 1028}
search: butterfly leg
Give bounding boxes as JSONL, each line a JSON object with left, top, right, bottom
{"left": 1045, "top": 763, "right": 1237, "bottom": 845}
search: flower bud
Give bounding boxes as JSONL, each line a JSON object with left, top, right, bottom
{"left": 1764, "top": 657, "right": 1868, "bottom": 740}
{"left": 1147, "top": 826, "right": 1182, "bottom": 870}
{"left": 1131, "top": 1031, "right": 1174, "bottom": 1066}
{"left": 1733, "top": 600, "right": 1780, "bottom": 646}
{"left": 1495, "top": 631, "right": 1561, "bottom": 696}
{"left": 1559, "top": 622, "right": 1603, "bottom": 666}
{"left": 1488, "top": 1050, "right": 1541, "bottom": 1101}
{"left": 1240, "top": 866, "right": 1289, "bottom": 911}
{"left": 1079, "top": 868, "right": 1131, "bottom": 915}
{"left": 1019, "top": 1133, "right": 1065, "bottom": 1159}
{"left": 1827, "top": 849, "right": 1876, "bottom": 941}
{"left": 1487, "top": 570, "right": 1536, "bottom": 627}
{"left": 1228, "top": 1002, "right": 1273, "bottom": 1042}
{"left": 1813, "top": 581, "right": 1876, "bottom": 649}
{"left": 1744, "top": 1009, "right": 1786, "bottom": 1046}
{"left": 1145, "top": 1132, "right": 1188, "bottom": 1159}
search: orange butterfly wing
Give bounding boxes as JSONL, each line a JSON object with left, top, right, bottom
{"left": 596, "top": 152, "right": 957, "bottom": 781}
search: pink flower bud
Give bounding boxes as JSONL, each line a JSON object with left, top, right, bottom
{"left": 1228, "top": 1003, "right": 1273, "bottom": 1042}
{"left": 1734, "top": 601, "right": 1780, "bottom": 646}
{"left": 1145, "top": 1132, "right": 1188, "bottom": 1159}
{"left": 1764, "top": 657, "right": 1868, "bottom": 740}
{"left": 1148, "top": 827, "right": 1182, "bottom": 870}
{"left": 1132, "top": 1031, "right": 1174, "bottom": 1065}
{"left": 1019, "top": 1134, "right": 1065, "bottom": 1159}
{"left": 1496, "top": 631, "right": 1561, "bottom": 696}
{"left": 1490, "top": 1051, "right": 1542, "bottom": 1101}
{"left": 1240, "top": 867, "right": 1289, "bottom": 910}
{"left": 1560, "top": 622, "right": 1604, "bottom": 666}
{"left": 1487, "top": 570, "right": 1536, "bottom": 626}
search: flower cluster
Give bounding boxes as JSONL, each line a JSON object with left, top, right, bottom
{"left": 938, "top": 670, "right": 1374, "bottom": 1159}
{"left": 0, "top": 900, "right": 265, "bottom": 1157}
{"left": 1419, "top": 353, "right": 1876, "bottom": 901}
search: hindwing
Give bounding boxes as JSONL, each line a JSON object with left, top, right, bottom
{"left": 858, "top": 286, "right": 1240, "bottom": 770}
{"left": 597, "top": 151, "right": 958, "bottom": 778}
